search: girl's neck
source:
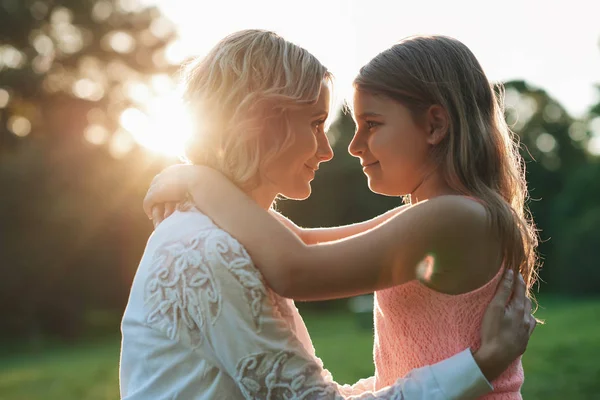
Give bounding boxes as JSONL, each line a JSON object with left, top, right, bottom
{"left": 410, "top": 169, "right": 459, "bottom": 204}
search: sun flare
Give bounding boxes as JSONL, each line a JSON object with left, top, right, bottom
{"left": 120, "top": 91, "right": 194, "bottom": 157}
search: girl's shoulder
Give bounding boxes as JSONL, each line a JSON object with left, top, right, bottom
{"left": 407, "top": 195, "right": 502, "bottom": 295}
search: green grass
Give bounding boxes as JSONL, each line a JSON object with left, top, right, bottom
{"left": 518, "top": 297, "right": 600, "bottom": 399}
{"left": 0, "top": 297, "right": 598, "bottom": 399}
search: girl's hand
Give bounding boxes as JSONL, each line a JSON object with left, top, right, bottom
{"left": 147, "top": 202, "right": 177, "bottom": 228}
{"left": 143, "top": 164, "right": 204, "bottom": 226}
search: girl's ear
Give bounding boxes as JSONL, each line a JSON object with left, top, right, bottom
{"left": 425, "top": 105, "right": 449, "bottom": 145}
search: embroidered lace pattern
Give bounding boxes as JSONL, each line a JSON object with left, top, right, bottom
{"left": 236, "top": 351, "right": 338, "bottom": 399}
{"left": 144, "top": 227, "right": 267, "bottom": 346}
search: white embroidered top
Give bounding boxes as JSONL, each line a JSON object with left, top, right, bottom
{"left": 120, "top": 209, "right": 493, "bottom": 399}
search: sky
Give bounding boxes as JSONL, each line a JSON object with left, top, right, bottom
{"left": 151, "top": 0, "right": 600, "bottom": 118}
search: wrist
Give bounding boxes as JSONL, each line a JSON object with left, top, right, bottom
{"left": 186, "top": 165, "right": 211, "bottom": 193}
{"left": 472, "top": 345, "right": 505, "bottom": 382}
{"left": 271, "top": 211, "right": 305, "bottom": 240}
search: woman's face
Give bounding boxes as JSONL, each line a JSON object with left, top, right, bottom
{"left": 262, "top": 84, "right": 333, "bottom": 200}
{"left": 349, "top": 90, "right": 431, "bottom": 196}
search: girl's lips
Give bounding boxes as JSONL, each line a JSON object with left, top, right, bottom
{"left": 362, "top": 161, "right": 380, "bottom": 169}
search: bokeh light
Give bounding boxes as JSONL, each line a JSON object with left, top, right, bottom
{"left": 589, "top": 117, "right": 600, "bottom": 155}
{"left": 106, "top": 31, "right": 136, "bottom": 54}
{"left": 72, "top": 78, "right": 105, "bottom": 101}
{"left": 0, "top": 88, "right": 9, "bottom": 108}
{"left": 164, "top": 39, "right": 188, "bottom": 65}
{"left": 92, "top": 1, "right": 113, "bottom": 22}
{"left": 8, "top": 116, "right": 32, "bottom": 137}
{"left": 568, "top": 121, "right": 587, "bottom": 141}
{"left": 0, "top": 45, "right": 26, "bottom": 69}
{"left": 109, "top": 129, "right": 135, "bottom": 158}
{"left": 536, "top": 132, "right": 558, "bottom": 153}
{"left": 32, "top": 34, "right": 54, "bottom": 56}
{"left": 84, "top": 124, "right": 110, "bottom": 145}
{"left": 588, "top": 137, "right": 600, "bottom": 155}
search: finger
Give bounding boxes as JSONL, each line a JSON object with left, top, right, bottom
{"left": 152, "top": 205, "right": 164, "bottom": 227}
{"left": 143, "top": 188, "right": 156, "bottom": 218}
{"left": 164, "top": 202, "right": 176, "bottom": 219}
{"left": 509, "top": 272, "right": 527, "bottom": 313}
{"left": 491, "top": 268, "right": 514, "bottom": 308}
{"left": 528, "top": 315, "right": 537, "bottom": 335}
{"left": 144, "top": 182, "right": 166, "bottom": 218}
{"left": 524, "top": 297, "right": 532, "bottom": 315}
{"left": 150, "top": 173, "right": 161, "bottom": 187}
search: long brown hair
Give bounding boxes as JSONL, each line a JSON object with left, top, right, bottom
{"left": 354, "top": 35, "right": 539, "bottom": 297}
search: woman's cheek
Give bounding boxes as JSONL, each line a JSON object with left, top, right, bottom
{"left": 305, "top": 129, "right": 319, "bottom": 155}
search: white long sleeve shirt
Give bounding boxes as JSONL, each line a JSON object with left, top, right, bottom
{"left": 120, "top": 209, "right": 493, "bottom": 399}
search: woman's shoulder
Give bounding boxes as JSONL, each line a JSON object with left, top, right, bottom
{"left": 150, "top": 209, "right": 257, "bottom": 270}
{"left": 140, "top": 210, "right": 271, "bottom": 345}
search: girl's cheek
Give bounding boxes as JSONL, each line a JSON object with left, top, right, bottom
{"left": 369, "top": 132, "right": 383, "bottom": 153}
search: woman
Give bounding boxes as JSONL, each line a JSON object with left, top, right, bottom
{"left": 122, "top": 30, "right": 534, "bottom": 399}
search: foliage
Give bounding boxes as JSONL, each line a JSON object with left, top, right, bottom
{"left": 0, "top": 0, "right": 176, "bottom": 339}
{"left": 0, "top": 0, "right": 178, "bottom": 151}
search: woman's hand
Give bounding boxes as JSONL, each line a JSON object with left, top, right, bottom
{"left": 143, "top": 164, "right": 204, "bottom": 226}
{"left": 473, "top": 269, "right": 537, "bottom": 382}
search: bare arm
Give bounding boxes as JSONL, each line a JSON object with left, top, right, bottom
{"left": 271, "top": 205, "right": 410, "bottom": 245}
{"left": 152, "top": 168, "right": 490, "bottom": 301}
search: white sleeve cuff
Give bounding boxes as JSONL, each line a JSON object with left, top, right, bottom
{"left": 429, "top": 348, "right": 493, "bottom": 400}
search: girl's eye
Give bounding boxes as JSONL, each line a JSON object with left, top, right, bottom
{"left": 366, "top": 121, "right": 380, "bottom": 129}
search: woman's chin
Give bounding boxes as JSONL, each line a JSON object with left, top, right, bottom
{"left": 279, "top": 183, "right": 312, "bottom": 201}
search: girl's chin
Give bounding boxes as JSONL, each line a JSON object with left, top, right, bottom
{"left": 367, "top": 179, "right": 402, "bottom": 197}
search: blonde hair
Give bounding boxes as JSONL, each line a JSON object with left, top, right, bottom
{"left": 354, "top": 35, "right": 539, "bottom": 297}
{"left": 181, "top": 29, "right": 332, "bottom": 189}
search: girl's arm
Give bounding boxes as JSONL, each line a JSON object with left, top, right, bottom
{"left": 144, "top": 166, "right": 492, "bottom": 301}
{"left": 271, "top": 205, "right": 410, "bottom": 245}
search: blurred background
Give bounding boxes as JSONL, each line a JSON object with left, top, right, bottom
{"left": 1, "top": 0, "right": 599, "bottom": 399}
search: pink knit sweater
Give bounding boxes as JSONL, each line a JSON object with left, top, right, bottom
{"left": 373, "top": 267, "right": 523, "bottom": 399}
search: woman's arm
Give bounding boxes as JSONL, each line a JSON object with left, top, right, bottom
{"left": 144, "top": 166, "right": 491, "bottom": 301}
{"left": 271, "top": 205, "right": 410, "bottom": 245}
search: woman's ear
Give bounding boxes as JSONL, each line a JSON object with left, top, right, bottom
{"left": 425, "top": 105, "right": 449, "bottom": 145}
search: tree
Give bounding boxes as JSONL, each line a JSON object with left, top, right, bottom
{"left": 544, "top": 85, "right": 600, "bottom": 294}
{"left": 0, "top": 0, "right": 179, "bottom": 152}
{"left": 0, "top": 0, "right": 178, "bottom": 340}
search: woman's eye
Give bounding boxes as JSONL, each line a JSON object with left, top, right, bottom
{"left": 366, "top": 121, "right": 380, "bottom": 129}
{"left": 312, "top": 119, "right": 325, "bottom": 131}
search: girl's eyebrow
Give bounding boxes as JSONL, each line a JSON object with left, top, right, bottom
{"left": 356, "top": 112, "right": 383, "bottom": 120}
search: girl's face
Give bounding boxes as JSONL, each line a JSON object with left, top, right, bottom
{"left": 349, "top": 90, "right": 433, "bottom": 196}
{"left": 261, "top": 84, "right": 333, "bottom": 200}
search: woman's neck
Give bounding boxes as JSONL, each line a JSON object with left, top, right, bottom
{"left": 247, "top": 185, "right": 278, "bottom": 210}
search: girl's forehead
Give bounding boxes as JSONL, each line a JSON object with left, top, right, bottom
{"left": 353, "top": 91, "right": 392, "bottom": 112}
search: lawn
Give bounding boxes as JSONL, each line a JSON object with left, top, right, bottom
{"left": 0, "top": 296, "right": 598, "bottom": 399}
